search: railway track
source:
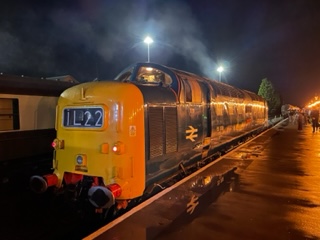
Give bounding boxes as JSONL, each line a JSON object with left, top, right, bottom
{"left": 0, "top": 184, "right": 104, "bottom": 240}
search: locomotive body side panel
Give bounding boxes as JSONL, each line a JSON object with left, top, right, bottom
{"left": 175, "top": 76, "right": 208, "bottom": 163}
{"left": 136, "top": 85, "right": 179, "bottom": 186}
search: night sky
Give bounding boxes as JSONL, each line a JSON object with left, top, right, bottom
{"left": 1, "top": 0, "right": 320, "bottom": 107}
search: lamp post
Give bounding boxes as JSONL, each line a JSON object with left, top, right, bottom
{"left": 217, "top": 66, "right": 224, "bottom": 82}
{"left": 144, "top": 36, "right": 153, "bottom": 62}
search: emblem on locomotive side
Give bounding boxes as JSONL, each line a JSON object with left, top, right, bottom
{"left": 187, "top": 195, "right": 199, "bottom": 214}
{"left": 185, "top": 125, "right": 198, "bottom": 142}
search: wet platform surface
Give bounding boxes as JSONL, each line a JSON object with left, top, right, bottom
{"left": 85, "top": 120, "right": 320, "bottom": 240}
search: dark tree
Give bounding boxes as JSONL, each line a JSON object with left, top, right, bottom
{"left": 258, "top": 78, "right": 281, "bottom": 116}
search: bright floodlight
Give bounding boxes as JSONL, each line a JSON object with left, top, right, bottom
{"left": 144, "top": 36, "right": 153, "bottom": 44}
{"left": 144, "top": 36, "right": 153, "bottom": 62}
{"left": 217, "top": 66, "right": 224, "bottom": 82}
{"left": 217, "top": 66, "right": 224, "bottom": 73}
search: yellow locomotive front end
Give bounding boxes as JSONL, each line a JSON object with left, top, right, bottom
{"left": 31, "top": 81, "right": 145, "bottom": 211}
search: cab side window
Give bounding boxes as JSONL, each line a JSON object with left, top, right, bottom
{"left": 180, "top": 78, "right": 202, "bottom": 103}
{"left": 184, "top": 80, "right": 192, "bottom": 102}
{"left": 116, "top": 71, "right": 132, "bottom": 82}
{"left": 115, "top": 67, "right": 134, "bottom": 82}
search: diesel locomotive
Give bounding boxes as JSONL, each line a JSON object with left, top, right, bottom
{"left": 0, "top": 74, "right": 77, "bottom": 183}
{"left": 30, "top": 62, "right": 268, "bottom": 215}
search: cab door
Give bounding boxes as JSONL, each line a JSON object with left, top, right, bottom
{"left": 179, "top": 78, "right": 210, "bottom": 152}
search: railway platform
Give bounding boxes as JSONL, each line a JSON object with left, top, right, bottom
{"left": 84, "top": 119, "right": 320, "bottom": 240}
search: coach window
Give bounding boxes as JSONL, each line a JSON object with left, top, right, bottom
{"left": 245, "top": 105, "right": 252, "bottom": 113}
{"left": 0, "top": 98, "right": 19, "bottom": 131}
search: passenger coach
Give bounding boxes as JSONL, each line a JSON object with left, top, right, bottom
{"left": 0, "top": 74, "right": 77, "bottom": 183}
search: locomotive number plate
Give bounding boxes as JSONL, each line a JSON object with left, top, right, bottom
{"left": 63, "top": 107, "right": 104, "bottom": 128}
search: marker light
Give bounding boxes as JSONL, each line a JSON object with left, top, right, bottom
{"left": 52, "top": 138, "right": 64, "bottom": 149}
{"left": 112, "top": 141, "right": 125, "bottom": 155}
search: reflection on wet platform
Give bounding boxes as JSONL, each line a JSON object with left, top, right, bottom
{"left": 88, "top": 120, "right": 320, "bottom": 240}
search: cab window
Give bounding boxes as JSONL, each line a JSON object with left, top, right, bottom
{"left": 136, "top": 67, "right": 172, "bottom": 86}
{"left": 115, "top": 67, "right": 133, "bottom": 82}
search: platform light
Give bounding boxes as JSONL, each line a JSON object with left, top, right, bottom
{"left": 144, "top": 36, "right": 153, "bottom": 62}
{"left": 217, "top": 66, "right": 224, "bottom": 82}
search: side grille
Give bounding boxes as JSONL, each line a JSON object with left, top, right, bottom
{"left": 148, "top": 106, "right": 177, "bottom": 160}
{"left": 165, "top": 107, "right": 177, "bottom": 154}
{"left": 149, "top": 107, "right": 163, "bottom": 159}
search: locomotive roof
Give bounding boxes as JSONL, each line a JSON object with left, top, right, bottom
{"left": 118, "top": 62, "right": 264, "bottom": 102}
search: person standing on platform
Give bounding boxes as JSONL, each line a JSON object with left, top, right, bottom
{"left": 289, "top": 110, "right": 295, "bottom": 123}
{"left": 310, "top": 108, "right": 319, "bottom": 133}
{"left": 297, "top": 110, "right": 303, "bottom": 131}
